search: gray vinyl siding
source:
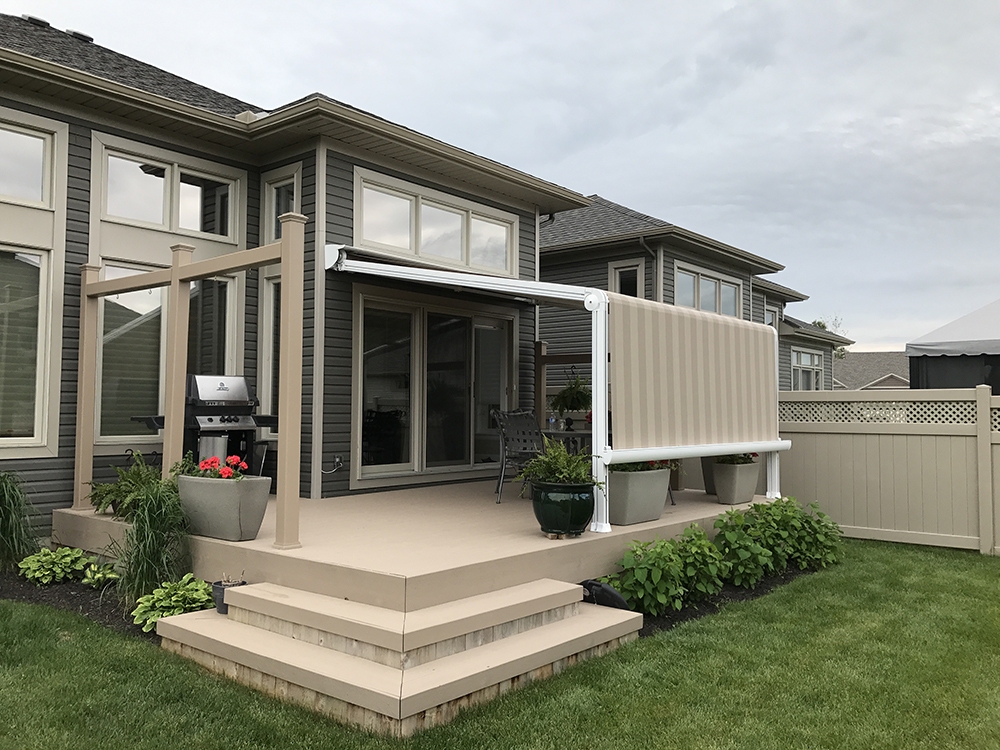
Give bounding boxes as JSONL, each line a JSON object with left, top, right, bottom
{"left": 0, "top": 122, "right": 90, "bottom": 535}
{"left": 321, "top": 150, "right": 537, "bottom": 496}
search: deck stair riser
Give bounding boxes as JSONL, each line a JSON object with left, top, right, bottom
{"left": 224, "top": 579, "right": 582, "bottom": 668}
{"left": 158, "top": 577, "right": 641, "bottom": 736}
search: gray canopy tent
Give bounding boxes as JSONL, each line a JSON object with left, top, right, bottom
{"left": 906, "top": 297, "right": 1000, "bottom": 391}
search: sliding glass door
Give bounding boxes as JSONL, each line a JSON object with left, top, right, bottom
{"left": 358, "top": 297, "right": 511, "bottom": 479}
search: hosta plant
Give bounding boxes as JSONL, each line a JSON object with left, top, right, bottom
{"left": 18, "top": 547, "right": 94, "bottom": 585}
{"left": 82, "top": 561, "right": 120, "bottom": 590}
{"left": 131, "top": 573, "right": 214, "bottom": 632}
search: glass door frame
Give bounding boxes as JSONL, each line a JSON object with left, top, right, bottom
{"left": 350, "top": 283, "right": 519, "bottom": 489}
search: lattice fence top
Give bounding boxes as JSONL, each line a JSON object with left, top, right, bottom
{"left": 992, "top": 408, "right": 1000, "bottom": 433}
{"left": 779, "top": 400, "right": 977, "bottom": 425}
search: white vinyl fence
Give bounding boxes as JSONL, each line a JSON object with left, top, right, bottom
{"left": 779, "top": 386, "right": 1000, "bottom": 554}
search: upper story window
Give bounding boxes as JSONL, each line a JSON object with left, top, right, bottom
{"left": 675, "top": 263, "right": 742, "bottom": 318}
{"left": 0, "top": 125, "right": 46, "bottom": 205}
{"left": 792, "top": 348, "right": 824, "bottom": 391}
{"left": 608, "top": 259, "right": 644, "bottom": 298}
{"left": 764, "top": 305, "right": 780, "bottom": 327}
{"left": 355, "top": 167, "right": 518, "bottom": 276}
{"left": 262, "top": 163, "right": 300, "bottom": 242}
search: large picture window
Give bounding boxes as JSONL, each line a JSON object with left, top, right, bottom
{"left": 792, "top": 348, "right": 824, "bottom": 391}
{"left": 675, "top": 264, "right": 742, "bottom": 318}
{"left": 355, "top": 168, "right": 518, "bottom": 276}
{"left": 0, "top": 251, "right": 43, "bottom": 441}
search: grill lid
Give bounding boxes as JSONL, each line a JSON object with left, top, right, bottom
{"left": 187, "top": 375, "right": 253, "bottom": 407}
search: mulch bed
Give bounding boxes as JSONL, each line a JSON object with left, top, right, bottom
{"left": 2, "top": 564, "right": 808, "bottom": 645}
{"left": 638, "top": 567, "right": 810, "bottom": 637}
{"left": 0, "top": 569, "right": 160, "bottom": 644}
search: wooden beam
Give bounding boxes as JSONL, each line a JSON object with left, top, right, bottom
{"left": 72, "top": 264, "right": 101, "bottom": 509}
{"left": 161, "top": 244, "right": 194, "bottom": 478}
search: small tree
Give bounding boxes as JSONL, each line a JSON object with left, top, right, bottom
{"left": 811, "top": 316, "right": 850, "bottom": 360}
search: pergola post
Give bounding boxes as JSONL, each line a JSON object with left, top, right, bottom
{"left": 586, "top": 291, "right": 611, "bottom": 533}
{"left": 274, "top": 212, "right": 308, "bottom": 550}
{"left": 161, "top": 244, "right": 194, "bottom": 477}
{"left": 72, "top": 264, "right": 101, "bottom": 509}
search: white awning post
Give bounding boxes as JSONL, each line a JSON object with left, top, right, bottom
{"left": 766, "top": 452, "right": 781, "bottom": 499}
{"left": 586, "top": 291, "right": 611, "bottom": 533}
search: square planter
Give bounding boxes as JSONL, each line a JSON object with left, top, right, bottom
{"left": 713, "top": 462, "right": 760, "bottom": 505}
{"left": 178, "top": 475, "right": 270, "bottom": 541}
{"left": 607, "top": 468, "right": 670, "bottom": 525}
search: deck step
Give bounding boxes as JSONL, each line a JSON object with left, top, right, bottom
{"left": 225, "top": 579, "right": 583, "bottom": 663}
{"left": 158, "top": 603, "right": 641, "bottom": 721}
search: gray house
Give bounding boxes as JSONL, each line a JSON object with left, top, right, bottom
{"left": 0, "top": 12, "right": 589, "bottom": 532}
{"left": 538, "top": 196, "right": 852, "bottom": 393}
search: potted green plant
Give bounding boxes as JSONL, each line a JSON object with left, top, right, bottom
{"left": 607, "top": 459, "right": 679, "bottom": 525}
{"left": 518, "top": 437, "right": 597, "bottom": 538}
{"left": 88, "top": 451, "right": 161, "bottom": 519}
{"left": 713, "top": 453, "right": 760, "bottom": 505}
{"left": 174, "top": 453, "right": 270, "bottom": 541}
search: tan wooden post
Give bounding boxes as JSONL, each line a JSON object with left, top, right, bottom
{"left": 72, "top": 264, "right": 101, "bottom": 509}
{"left": 976, "top": 384, "right": 994, "bottom": 555}
{"left": 161, "top": 244, "right": 194, "bottom": 478}
{"left": 274, "top": 213, "right": 307, "bottom": 550}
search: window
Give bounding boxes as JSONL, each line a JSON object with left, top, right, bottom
{"left": 674, "top": 264, "right": 742, "bottom": 317}
{"left": 262, "top": 163, "right": 301, "bottom": 242}
{"left": 0, "top": 250, "right": 44, "bottom": 441}
{"left": 792, "top": 349, "right": 824, "bottom": 391}
{"left": 764, "top": 306, "right": 780, "bottom": 328}
{"left": 608, "top": 260, "right": 644, "bottom": 298}
{"left": 0, "top": 125, "right": 46, "bottom": 204}
{"left": 96, "top": 134, "right": 241, "bottom": 244}
{"left": 354, "top": 287, "right": 513, "bottom": 484}
{"left": 355, "top": 168, "right": 518, "bottom": 275}
{"left": 98, "top": 265, "right": 235, "bottom": 440}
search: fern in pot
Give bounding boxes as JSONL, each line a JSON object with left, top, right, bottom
{"left": 518, "top": 437, "right": 597, "bottom": 538}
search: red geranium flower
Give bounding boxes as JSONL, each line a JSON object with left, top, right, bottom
{"left": 219, "top": 466, "right": 234, "bottom": 479}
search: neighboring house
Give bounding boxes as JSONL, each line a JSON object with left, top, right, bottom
{"left": 0, "top": 13, "right": 589, "bottom": 529}
{"left": 833, "top": 351, "right": 910, "bottom": 391}
{"left": 537, "top": 196, "right": 852, "bottom": 391}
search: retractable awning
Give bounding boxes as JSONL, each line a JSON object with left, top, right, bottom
{"left": 327, "top": 245, "right": 790, "bottom": 532}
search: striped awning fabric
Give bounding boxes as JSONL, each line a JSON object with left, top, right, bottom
{"left": 607, "top": 293, "right": 779, "bottom": 451}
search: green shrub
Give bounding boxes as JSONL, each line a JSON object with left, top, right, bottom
{"left": 130, "top": 573, "right": 213, "bottom": 632}
{"left": 713, "top": 509, "right": 773, "bottom": 588}
{"left": 606, "top": 539, "right": 685, "bottom": 615}
{"left": 0, "top": 471, "right": 38, "bottom": 570}
{"left": 18, "top": 547, "right": 94, "bottom": 585}
{"left": 89, "top": 451, "right": 164, "bottom": 519}
{"left": 793, "top": 501, "right": 844, "bottom": 569}
{"left": 743, "top": 498, "right": 844, "bottom": 572}
{"left": 81, "top": 561, "right": 120, "bottom": 590}
{"left": 675, "top": 525, "right": 730, "bottom": 604}
{"left": 112, "top": 480, "right": 190, "bottom": 610}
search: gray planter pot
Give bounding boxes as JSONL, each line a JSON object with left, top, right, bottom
{"left": 713, "top": 462, "right": 760, "bottom": 506}
{"left": 607, "top": 468, "right": 670, "bottom": 525}
{"left": 701, "top": 456, "right": 717, "bottom": 495}
{"left": 178, "top": 475, "right": 270, "bottom": 541}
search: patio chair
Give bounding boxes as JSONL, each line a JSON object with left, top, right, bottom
{"left": 492, "top": 408, "right": 544, "bottom": 503}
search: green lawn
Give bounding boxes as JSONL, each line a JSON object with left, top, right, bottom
{"left": 3, "top": 539, "right": 1000, "bottom": 749}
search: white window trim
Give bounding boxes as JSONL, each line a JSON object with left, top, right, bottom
{"left": 350, "top": 283, "right": 519, "bottom": 490}
{"left": 0, "top": 106, "right": 67, "bottom": 459}
{"left": 791, "top": 347, "right": 825, "bottom": 391}
{"left": 261, "top": 162, "right": 302, "bottom": 244}
{"left": 353, "top": 166, "right": 519, "bottom": 278}
{"left": 608, "top": 259, "right": 645, "bottom": 299}
{"left": 673, "top": 260, "right": 744, "bottom": 319}
{"left": 764, "top": 304, "right": 781, "bottom": 328}
{"left": 90, "top": 132, "right": 245, "bottom": 251}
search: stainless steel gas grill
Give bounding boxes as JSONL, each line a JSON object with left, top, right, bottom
{"left": 132, "top": 375, "right": 277, "bottom": 469}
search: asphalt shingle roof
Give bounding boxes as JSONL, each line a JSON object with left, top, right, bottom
{"left": 783, "top": 315, "right": 855, "bottom": 346}
{"left": 539, "top": 195, "right": 673, "bottom": 248}
{"left": 0, "top": 13, "right": 259, "bottom": 117}
{"left": 834, "top": 351, "right": 909, "bottom": 390}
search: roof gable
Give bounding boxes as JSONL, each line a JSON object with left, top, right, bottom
{"left": 539, "top": 195, "right": 672, "bottom": 248}
{"left": 834, "top": 351, "right": 909, "bottom": 390}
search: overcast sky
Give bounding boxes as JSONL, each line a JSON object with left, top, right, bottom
{"left": 5, "top": 0, "right": 998, "bottom": 350}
